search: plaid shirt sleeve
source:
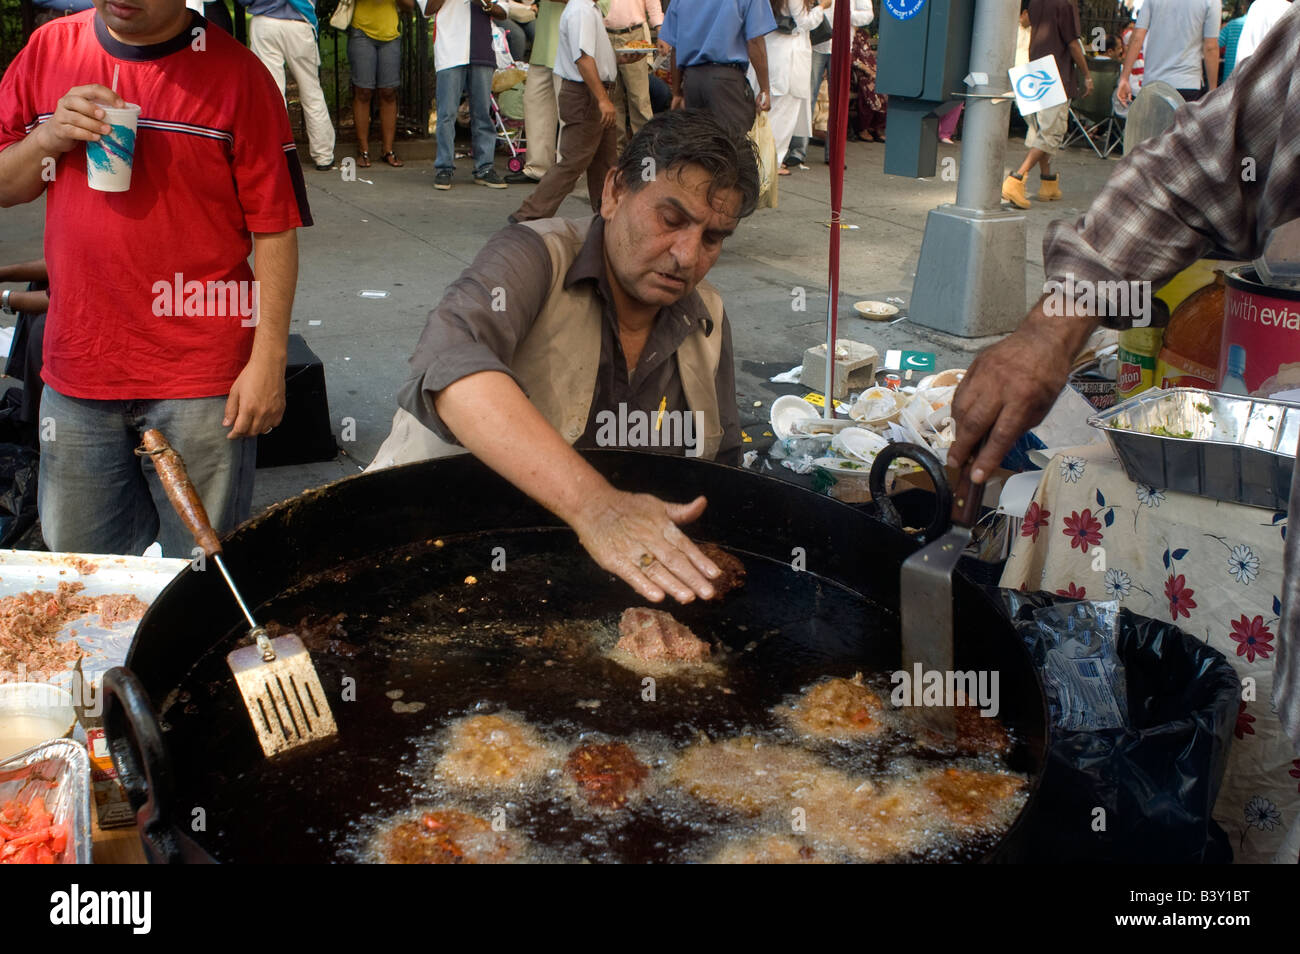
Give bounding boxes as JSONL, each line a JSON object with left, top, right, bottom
{"left": 1043, "top": 3, "right": 1300, "bottom": 328}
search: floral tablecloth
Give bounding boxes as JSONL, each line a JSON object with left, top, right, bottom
{"left": 1001, "top": 442, "right": 1300, "bottom": 864}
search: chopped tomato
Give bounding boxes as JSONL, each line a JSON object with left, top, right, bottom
{"left": 0, "top": 798, "right": 68, "bottom": 863}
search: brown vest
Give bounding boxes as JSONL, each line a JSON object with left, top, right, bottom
{"left": 369, "top": 217, "right": 727, "bottom": 469}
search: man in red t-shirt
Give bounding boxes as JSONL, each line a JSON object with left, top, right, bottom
{"left": 0, "top": 0, "right": 312, "bottom": 557}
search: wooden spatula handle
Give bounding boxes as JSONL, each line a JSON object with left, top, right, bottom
{"left": 139, "top": 428, "right": 223, "bottom": 557}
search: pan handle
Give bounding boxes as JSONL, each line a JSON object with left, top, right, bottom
{"left": 103, "top": 667, "right": 187, "bottom": 864}
{"left": 867, "top": 442, "right": 954, "bottom": 543}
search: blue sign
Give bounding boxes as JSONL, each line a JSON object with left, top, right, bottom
{"left": 884, "top": 0, "right": 926, "bottom": 21}
{"left": 1015, "top": 70, "right": 1057, "bottom": 102}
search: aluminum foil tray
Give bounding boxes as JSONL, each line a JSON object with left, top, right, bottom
{"left": 0, "top": 738, "right": 93, "bottom": 864}
{"left": 1088, "top": 388, "right": 1300, "bottom": 510}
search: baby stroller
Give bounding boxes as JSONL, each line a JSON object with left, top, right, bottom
{"left": 490, "top": 90, "right": 527, "bottom": 175}
{"left": 490, "top": 57, "right": 527, "bottom": 174}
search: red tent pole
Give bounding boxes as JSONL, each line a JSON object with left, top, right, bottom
{"left": 823, "top": 0, "right": 853, "bottom": 418}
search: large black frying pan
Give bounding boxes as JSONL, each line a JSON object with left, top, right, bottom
{"left": 103, "top": 448, "right": 1048, "bottom": 863}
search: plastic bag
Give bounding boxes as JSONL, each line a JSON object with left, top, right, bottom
{"left": 748, "top": 111, "right": 779, "bottom": 210}
{"left": 996, "top": 587, "right": 1238, "bottom": 862}
{"left": 1018, "top": 598, "right": 1128, "bottom": 730}
{"left": 0, "top": 443, "right": 39, "bottom": 548}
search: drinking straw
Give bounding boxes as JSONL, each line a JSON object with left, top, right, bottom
{"left": 111, "top": 64, "right": 119, "bottom": 94}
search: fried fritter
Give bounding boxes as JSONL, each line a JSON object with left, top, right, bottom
{"left": 708, "top": 834, "right": 826, "bottom": 864}
{"left": 778, "top": 673, "right": 886, "bottom": 739}
{"left": 672, "top": 737, "right": 848, "bottom": 816}
{"left": 698, "top": 543, "right": 746, "bottom": 599}
{"left": 920, "top": 767, "right": 1026, "bottom": 830}
{"left": 565, "top": 741, "right": 650, "bottom": 810}
{"left": 372, "top": 809, "right": 515, "bottom": 864}
{"left": 433, "top": 712, "right": 554, "bottom": 790}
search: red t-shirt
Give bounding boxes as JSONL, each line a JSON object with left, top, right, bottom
{"left": 0, "top": 10, "right": 312, "bottom": 400}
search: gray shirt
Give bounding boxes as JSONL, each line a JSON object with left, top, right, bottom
{"left": 397, "top": 215, "right": 743, "bottom": 466}
{"left": 1136, "top": 0, "right": 1219, "bottom": 91}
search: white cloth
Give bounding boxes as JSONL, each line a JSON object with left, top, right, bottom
{"left": 433, "top": 0, "right": 479, "bottom": 71}
{"left": 759, "top": 0, "right": 823, "bottom": 160}
{"left": 249, "top": 15, "right": 336, "bottom": 167}
{"left": 1237, "top": 0, "right": 1293, "bottom": 62}
{"left": 554, "top": 0, "right": 618, "bottom": 83}
{"left": 811, "top": 0, "right": 874, "bottom": 55}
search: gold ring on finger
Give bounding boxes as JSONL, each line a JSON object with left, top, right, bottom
{"left": 638, "top": 552, "right": 655, "bottom": 568}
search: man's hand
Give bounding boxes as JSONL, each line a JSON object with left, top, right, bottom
{"left": 950, "top": 300, "right": 1096, "bottom": 483}
{"left": 756, "top": 89, "right": 771, "bottom": 111}
{"left": 1083, "top": 73, "right": 1094, "bottom": 96}
{"left": 597, "top": 94, "right": 617, "bottom": 128}
{"left": 33, "top": 85, "right": 124, "bottom": 156}
{"left": 671, "top": 93, "right": 686, "bottom": 110}
{"left": 223, "top": 353, "right": 286, "bottom": 439}
{"left": 570, "top": 488, "right": 721, "bottom": 603}
{"left": 1116, "top": 75, "right": 1133, "bottom": 107}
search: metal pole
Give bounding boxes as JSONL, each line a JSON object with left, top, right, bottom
{"left": 954, "top": 0, "right": 1017, "bottom": 213}
{"left": 906, "top": 0, "right": 1026, "bottom": 338}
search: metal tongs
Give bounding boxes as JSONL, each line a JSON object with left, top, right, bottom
{"left": 869, "top": 443, "right": 984, "bottom": 739}
{"left": 137, "top": 429, "right": 338, "bottom": 757}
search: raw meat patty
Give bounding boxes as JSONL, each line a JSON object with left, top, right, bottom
{"left": 616, "top": 607, "right": 711, "bottom": 662}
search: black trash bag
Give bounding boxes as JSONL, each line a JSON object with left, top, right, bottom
{"left": 994, "top": 588, "right": 1239, "bottom": 863}
{"left": 0, "top": 443, "right": 41, "bottom": 548}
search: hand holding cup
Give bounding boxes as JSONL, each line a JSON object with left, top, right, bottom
{"left": 34, "top": 85, "right": 125, "bottom": 156}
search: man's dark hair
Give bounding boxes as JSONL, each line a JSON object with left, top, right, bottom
{"left": 614, "top": 109, "right": 761, "bottom": 220}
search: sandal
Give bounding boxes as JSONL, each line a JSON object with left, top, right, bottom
{"left": 777, "top": 166, "right": 791, "bottom": 176}
{"left": 381, "top": 151, "right": 404, "bottom": 168}
{"left": 357, "top": 151, "right": 371, "bottom": 168}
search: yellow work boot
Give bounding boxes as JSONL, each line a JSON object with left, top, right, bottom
{"left": 1001, "top": 174, "right": 1031, "bottom": 209}
{"left": 1037, "top": 175, "right": 1062, "bottom": 201}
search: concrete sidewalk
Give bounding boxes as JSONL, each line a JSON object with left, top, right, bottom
{"left": 0, "top": 133, "right": 1118, "bottom": 516}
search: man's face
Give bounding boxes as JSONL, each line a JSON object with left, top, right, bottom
{"left": 94, "top": 0, "right": 190, "bottom": 44}
{"left": 601, "top": 164, "right": 742, "bottom": 310}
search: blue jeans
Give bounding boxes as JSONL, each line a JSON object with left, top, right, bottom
{"left": 37, "top": 385, "right": 256, "bottom": 558}
{"left": 788, "top": 49, "right": 832, "bottom": 162}
{"left": 436, "top": 64, "right": 497, "bottom": 177}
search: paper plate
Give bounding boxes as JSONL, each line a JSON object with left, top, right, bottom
{"left": 853, "top": 300, "right": 900, "bottom": 320}
{"left": 849, "top": 386, "right": 908, "bottom": 426}
{"left": 770, "top": 395, "right": 821, "bottom": 439}
{"left": 833, "top": 427, "right": 889, "bottom": 463}
{"left": 812, "top": 456, "right": 872, "bottom": 474}
{"left": 915, "top": 368, "right": 966, "bottom": 390}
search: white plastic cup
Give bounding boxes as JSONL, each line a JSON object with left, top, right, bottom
{"left": 86, "top": 102, "right": 142, "bottom": 193}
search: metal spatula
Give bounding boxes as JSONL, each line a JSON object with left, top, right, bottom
{"left": 139, "top": 429, "right": 337, "bottom": 757}
{"left": 898, "top": 467, "right": 983, "bottom": 738}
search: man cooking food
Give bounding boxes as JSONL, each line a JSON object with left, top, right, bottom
{"left": 950, "top": 5, "right": 1300, "bottom": 755}
{"left": 371, "top": 110, "right": 756, "bottom": 607}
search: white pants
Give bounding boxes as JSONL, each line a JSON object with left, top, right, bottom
{"left": 522, "top": 64, "right": 564, "bottom": 179}
{"left": 768, "top": 91, "right": 810, "bottom": 166}
{"left": 249, "top": 15, "right": 336, "bottom": 167}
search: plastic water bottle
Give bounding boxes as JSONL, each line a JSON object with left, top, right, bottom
{"left": 1221, "top": 344, "right": 1250, "bottom": 395}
